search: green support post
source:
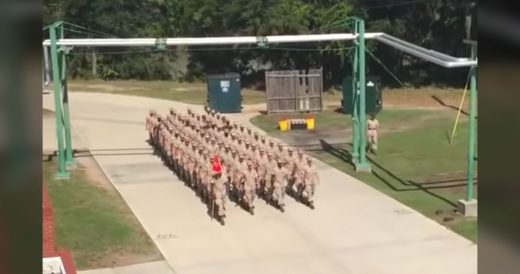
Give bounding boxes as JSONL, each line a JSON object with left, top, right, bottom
{"left": 351, "top": 21, "right": 359, "bottom": 164}
{"left": 49, "top": 24, "right": 69, "bottom": 179}
{"left": 61, "top": 48, "right": 76, "bottom": 168}
{"left": 354, "top": 19, "right": 371, "bottom": 172}
{"left": 466, "top": 44, "right": 477, "bottom": 201}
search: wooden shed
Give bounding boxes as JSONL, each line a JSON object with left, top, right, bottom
{"left": 265, "top": 68, "right": 323, "bottom": 114}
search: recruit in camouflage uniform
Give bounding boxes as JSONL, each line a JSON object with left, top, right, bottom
{"left": 272, "top": 159, "right": 289, "bottom": 212}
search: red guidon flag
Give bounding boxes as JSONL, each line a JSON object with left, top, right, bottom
{"left": 212, "top": 156, "right": 222, "bottom": 175}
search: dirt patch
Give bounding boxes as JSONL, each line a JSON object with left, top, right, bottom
{"left": 71, "top": 84, "right": 148, "bottom": 92}
{"left": 171, "top": 87, "right": 200, "bottom": 92}
{"left": 74, "top": 151, "right": 114, "bottom": 191}
{"left": 324, "top": 87, "right": 471, "bottom": 113}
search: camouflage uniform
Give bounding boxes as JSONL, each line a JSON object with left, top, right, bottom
{"left": 242, "top": 162, "right": 258, "bottom": 213}
{"left": 264, "top": 153, "right": 276, "bottom": 194}
{"left": 211, "top": 172, "right": 227, "bottom": 224}
{"left": 272, "top": 159, "right": 289, "bottom": 210}
{"left": 145, "top": 110, "right": 157, "bottom": 144}
{"left": 302, "top": 158, "right": 318, "bottom": 208}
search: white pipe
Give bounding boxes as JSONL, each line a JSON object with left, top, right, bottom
{"left": 42, "top": 32, "right": 384, "bottom": 47}
{"left": 40, "top": 31, "right": 475, "bottom": 67}
{"left": 378, "top": 34, "right": 459, "bottom": 62}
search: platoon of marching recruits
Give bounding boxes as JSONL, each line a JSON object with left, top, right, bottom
{"left": 145, "top": 106, "right": 320, "bottom": 225}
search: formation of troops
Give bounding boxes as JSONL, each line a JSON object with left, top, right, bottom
{"left": 145, "top": 107, "right": 320, "bottom": 225}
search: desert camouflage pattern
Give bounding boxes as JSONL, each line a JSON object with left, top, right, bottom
{"left": 146, "top": 107, "right": 320, "bottom": 223}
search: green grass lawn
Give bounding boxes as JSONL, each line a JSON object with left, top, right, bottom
{"left": 251, "top": 109, "right": 477, "bottom": 242}
{"left": 67, "top": 79, "right": 266, "bottom": 105}
{"left": 43, "top": 159, "right": 161, "bottom": 269}
{"left": 63, "top": 79, "right": 465, "bottom": 109}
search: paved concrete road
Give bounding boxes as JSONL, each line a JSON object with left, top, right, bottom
{"left": 78, "top": 261, "right": 174, "bottom": 274}
{"left": 43, "top": 92, "right": 476, "bottom": 274}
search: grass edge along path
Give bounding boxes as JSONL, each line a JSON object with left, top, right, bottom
{"left": 67, "top": 79, "right": 266, "bottom": 105}
{"left": 250, "top": 109, "right": 477, "bottom": 242}
{"left": 43, "top": 159, "right": 162, "bottom": 270}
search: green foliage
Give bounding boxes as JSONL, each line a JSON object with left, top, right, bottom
{"left": 43, "top": 0, "right": 476, "bottom": 86}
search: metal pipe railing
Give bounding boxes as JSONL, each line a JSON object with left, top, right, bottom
{"left": 41, "top": 31, "right": 476, "bottom": 67}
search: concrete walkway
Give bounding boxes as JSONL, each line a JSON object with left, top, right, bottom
{"left": 78, "top": 261, "right": 174, "bottom": 274}
{"left": 43, "top": 92, "right": 476, "bottom": 274}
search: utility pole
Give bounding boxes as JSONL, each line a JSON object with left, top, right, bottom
{"left": 49, "top": 22, "right": 69, "bottom": 179}
{"left": 458, "top": 39, "right": 478, "bottom": 217}
{"left": 351, "top": 17, "right": 371, "bottom": 172}
{"left": 47, "top": 21, "right": 76, "bottom": 179}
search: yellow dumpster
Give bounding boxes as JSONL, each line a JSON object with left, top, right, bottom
{"left": 279, "top": 118, "right": 289, "bottom": 132}
{"left": 306, "top": 116, "right": 315, "bottom": 130}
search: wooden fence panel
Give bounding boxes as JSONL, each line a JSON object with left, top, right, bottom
{"left": 265, "top": 68, "right": 323, "bottom": 114}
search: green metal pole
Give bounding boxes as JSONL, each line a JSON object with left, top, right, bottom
{"left": 351, "top": 21, "right": 359, "bottom": 164}
{"left": 61, "top": 50, "right": 76, "bottom": 168}
{"left": 466, "top": 45, "right": 477, "bottom": 201}
{"left": 355, "top": 19, "right": 371, "bottom": 172}
{"left": 49, "top": 25, "right": 69, "bottom": 179}
{"left": 56, "top": 22, "right": 76, "bottom": 168}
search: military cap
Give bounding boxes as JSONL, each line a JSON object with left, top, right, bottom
{"left": 278, "top": 143, "right": 283, "bottom": 147}
{"left": 307, "top": 158, "right": 312, "bottom": 163}
{"left": 149, "top": 109, "right": 156, "bottom": 115}
{"left": 247, "top": 128, "right": 252, "bottom": 132}
{"left": 239, "top": 154, "right": 244, "bottom": 159}
{"left": 267, "top": 153, "right": 273, "bottom": 157}
{"left": 247, "top": 161, "right": 253, "bottom": 166}
{"left": 277, "top": 159, "right": 284, "bottom": 164}
{"left": 298, "top": 150, "right": 304, "bottom": 155}
{"left": 259, "top": 149, "right": 264, "bottom": 153}
{"left": 288, "top": 148, "right": 293, "bottom": 152}
{"left": 240, "top": 125, "right": 244, "bottom": 129}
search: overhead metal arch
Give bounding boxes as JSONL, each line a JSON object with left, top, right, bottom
{"left": 43, "top": 19, "right": 477, "bottom": 209}
{"left": 42, "top": 32, "right": 476, "bottom": 68}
